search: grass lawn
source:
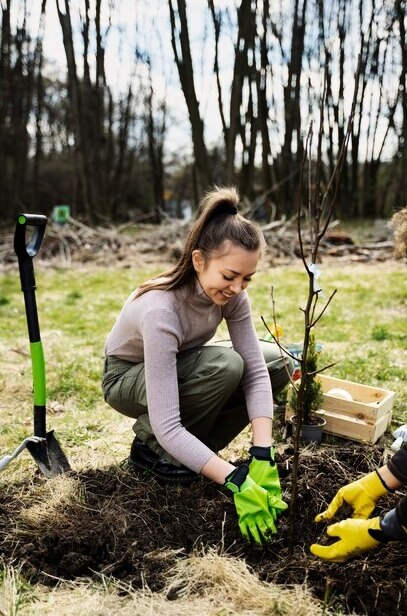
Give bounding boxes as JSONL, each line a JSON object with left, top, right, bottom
{"left": 0, "top": 258, "right": 406, "bottom": 480}
{"left": 0, "top": 257, "right": 406, "bottom": 614}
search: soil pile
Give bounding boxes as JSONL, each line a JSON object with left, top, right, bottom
{"left": 0, "top": 443, "right": 405, "bottom": 616}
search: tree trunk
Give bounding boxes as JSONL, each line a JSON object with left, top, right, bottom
{"left": 56, "top": 0, "right": 93, "bottom": 220}
{"left": 281, "top": 0, "right": 307, "bottom": 215}
{"left": 33, "top": 1, "right": 48, "bottom": 211}
{"left": 146, "top": 60, "right": 166, "bottom": 223}
{"left": 256, "top": 0, "right": 275, "bottom": 204}
{"left": 168, "top": 0, "right": 211, "bottom": 195}
{"left": 394, "top": 0, "right": 407, "bottom": 208}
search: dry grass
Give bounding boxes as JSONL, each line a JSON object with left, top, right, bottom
{"left": 1, "top": 442, "right": 398, "bottom": 615}
{"left": 0, "top": 565, "right": 25, "bottom": 616}
{"left": 15, "top": 475, "right": 86, "bottom": 534}
{"left": 389, "top": 207, "right": 407, "bottom": 258}
{"left": 164, "top": 548, "right": 327, "bottom": 615}
{"left": 17, "top": 548, "right": 330, "bottom": 616}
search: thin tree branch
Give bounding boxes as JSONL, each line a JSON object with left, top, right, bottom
{"left": 310, "top": 288, "right": 338, "bottom": 327}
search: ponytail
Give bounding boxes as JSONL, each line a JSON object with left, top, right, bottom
{"left": 136, "top": 186, "right": 263, "bottom": 297}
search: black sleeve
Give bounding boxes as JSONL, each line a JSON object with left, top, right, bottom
{"left": 396, "top": 495, "right": 407, "bottom": 530}
{"left": 387, "top": 442, "right": 407, "bottom": 484}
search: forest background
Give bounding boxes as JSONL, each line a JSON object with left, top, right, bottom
{"left": 1, "top": 0, "right": 407, "bottom": 224}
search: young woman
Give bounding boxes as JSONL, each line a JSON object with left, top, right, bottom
{"left": 102, "top": 186, "right": 292, "bottom": 544}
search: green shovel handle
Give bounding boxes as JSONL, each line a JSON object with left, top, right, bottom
{"left": 14, "top": 214, "right": 48, "bottom": 437}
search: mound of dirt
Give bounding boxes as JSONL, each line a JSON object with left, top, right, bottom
{"left": 0, "top": 443, "right": 405, "bottom": 615}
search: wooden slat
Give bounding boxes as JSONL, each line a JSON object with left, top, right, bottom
{"left": 321, "top": 409, "right": 391, "bottom": 443}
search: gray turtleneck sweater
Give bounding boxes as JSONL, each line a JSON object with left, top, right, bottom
{"left": 104, "top": 281, "right": 273, "bottom": 472}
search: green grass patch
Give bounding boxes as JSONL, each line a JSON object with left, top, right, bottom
{"left": 252, "top": 263, "right": 407, "bottom": 422}
{"left": 0, "top": 261, "right": 406, "bottom": 448}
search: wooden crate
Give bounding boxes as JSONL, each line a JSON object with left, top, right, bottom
{"left": 285, "top": 374, "right": 395, "bottom": 444}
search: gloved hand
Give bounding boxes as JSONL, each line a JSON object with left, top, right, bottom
{"left": 248, "top": 446, "right": 288, "bottom": 518}
{"left": 224, "top": 464, "right": 277, "bottom": 544}
{"left": 315, "top": 471, "right": 389, "bottom": 522}
{"left": 310, "top": 516, "right": 386, "bottom": 562}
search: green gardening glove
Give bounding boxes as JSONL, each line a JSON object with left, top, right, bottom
{"left": 248, "top": 446, "right": 288, "bottom": 519}
{"left": 224, "top": 464, "right": 277, "bottom": 544}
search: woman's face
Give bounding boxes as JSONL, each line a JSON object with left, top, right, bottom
{"left": 192, "top": 240, "right": 260, "bottom": 305}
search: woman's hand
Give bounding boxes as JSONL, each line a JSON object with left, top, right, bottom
{"left": 315, "top": 471, "right": 389, "bottom": 522}
{"left": 310, "top": 517, "right": 383, "bottom": 562}
{"left": 248, "top": 446, "right": 288, "bottom": 519}
{"left": 224, "top": 464, "right": 278, "bottom": 544}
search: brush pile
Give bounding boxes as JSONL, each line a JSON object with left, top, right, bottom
{"left": 0, "top": 215, "right": 399, "bottom": 270}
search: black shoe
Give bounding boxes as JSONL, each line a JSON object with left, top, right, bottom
{"left": 129, "top": 439, "right": 198, "bottom": 485}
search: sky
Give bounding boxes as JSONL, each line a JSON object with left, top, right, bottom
{"left": 34, "top": 0, "right": 240, "bottom": 157}
{"left": 5, "top": 0, "right": 400, "bottom": 162}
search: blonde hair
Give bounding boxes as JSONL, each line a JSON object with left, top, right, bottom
{"left": 136, "top": 186, "right": 263, "bottom": 297}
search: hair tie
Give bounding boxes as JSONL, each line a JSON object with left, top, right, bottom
{"left": 216, "top": 201, "right": 238, "bottom": 217}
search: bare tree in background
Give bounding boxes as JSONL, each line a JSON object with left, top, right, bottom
{"left": 2, "top": 0, "right": 407, "bottom": 222}
{"left": 393, "top": 0, "right": 407, "bottom": 211}
{"left": 144, "top": 54, "right": 166, "bottom": 223}
{"left": 208, "top": 0, "right": 274, "bottom": 206}
{"left": 280, "top": 0, "right": 307, "bottom": 215}
{"left": 168, "top": 0, "right": 212, "bottom": 196}
{"left": 255, "top": 0, "right": 276, "bottom": 212}
{"left": 225, "top": 0, "right": 255, "bottom": 186}
{"left": 56, "top": 0, "right": 136, "bottom": 221}
{"left": 0, "top": 0, "right": 46, "bottom": 218}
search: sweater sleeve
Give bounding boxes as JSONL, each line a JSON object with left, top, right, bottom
{"left": 224, "top": 292, "right": 273, "bottom": 420}
{"left": 140, "top": 308, "right": 215, "bottom": 474}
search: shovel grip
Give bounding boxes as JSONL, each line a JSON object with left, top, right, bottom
{"left": 14, "top": 214, "right": 47, "bottom": 292}
{"left": 14, "top": 215, "right": 47, "bottom": 341}
{"left": 14, "top": 213, "right": 47, "bottom": 259}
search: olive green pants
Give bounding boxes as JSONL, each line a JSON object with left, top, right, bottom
{"left": 102, "top": 340, "right": 293, "bottom": 465}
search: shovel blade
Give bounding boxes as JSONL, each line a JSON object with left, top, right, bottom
{"left": 26, "top": 430, "right": 71, "bottom": 478}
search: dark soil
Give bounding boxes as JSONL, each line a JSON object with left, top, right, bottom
{"left": 0, "top": 442, "right": 405, "bottom": 615}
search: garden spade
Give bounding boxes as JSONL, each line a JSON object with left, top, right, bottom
{"left": 14, "top": 213, "right": 71, "bottom": 478}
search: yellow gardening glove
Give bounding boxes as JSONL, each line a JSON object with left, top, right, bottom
{"left": 315, "top": 471, "right": 389, "bottom": 522}
{"left": 310, "top": 517, "right": 382, "bottom": 562}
